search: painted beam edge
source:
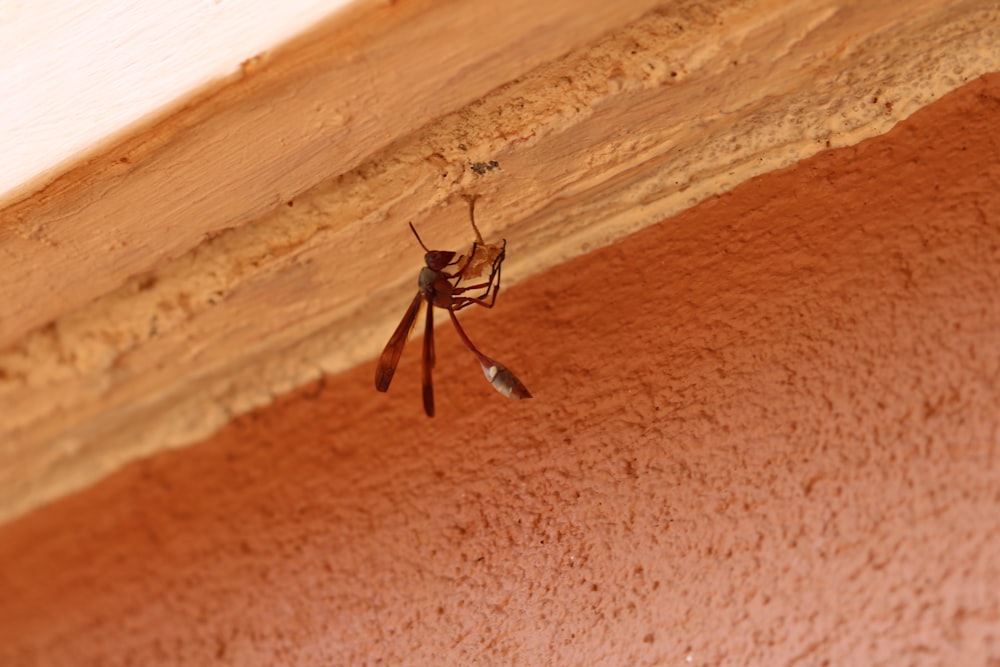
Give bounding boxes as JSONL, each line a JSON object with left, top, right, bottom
{"left": 0, "top": 0, "right": 997, "bottom": 524}
{"left": 0, "top": 0, "right": 359, "bottom": 203}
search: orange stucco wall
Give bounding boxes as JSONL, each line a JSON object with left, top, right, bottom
{"left": 1, "top": 73, "right": 999, "bottom": 666}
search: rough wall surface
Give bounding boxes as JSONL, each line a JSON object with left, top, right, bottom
{"left": 1, "top": 74, "right": 998, "bottom": 666}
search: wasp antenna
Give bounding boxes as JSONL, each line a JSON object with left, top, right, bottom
{"left": 408, "top": 222, "right": 431, "bottom": 252}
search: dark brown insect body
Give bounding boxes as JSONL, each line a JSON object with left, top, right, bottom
{"left": 374, "top": 201, "right": 531, "bottom": 416}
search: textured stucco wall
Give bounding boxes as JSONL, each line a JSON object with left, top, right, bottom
{"left": 1, "top": 74, "right": 998, "bottom": 666}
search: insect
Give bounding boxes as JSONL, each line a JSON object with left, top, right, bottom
{"left": 375, "top": 198, "right": 531, "bottom": 416}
